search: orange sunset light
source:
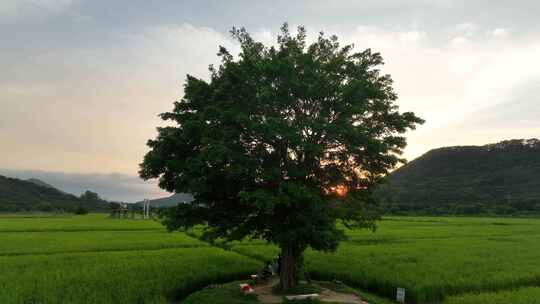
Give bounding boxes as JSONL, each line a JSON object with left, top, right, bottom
{"left": 328, "top": 185, "right": 348, "bottom": 197}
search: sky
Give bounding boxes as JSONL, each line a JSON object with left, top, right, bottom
{"left": 1, "top": 0, "right": 539, "bottom": 201}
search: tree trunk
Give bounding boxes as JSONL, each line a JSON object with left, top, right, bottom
{"left": 279, "top": 242, "right": 305, "bottom": 290}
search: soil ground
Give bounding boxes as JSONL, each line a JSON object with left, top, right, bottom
{"left": 254, "top": 278, "right": 368, "bottom": 304}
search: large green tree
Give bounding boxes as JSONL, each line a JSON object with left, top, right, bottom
{"left": 140, "top": 24, "right": 423, "bottom": 290}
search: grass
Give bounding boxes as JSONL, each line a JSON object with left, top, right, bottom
{"left": 0, "top": 213, "right": 261, "bottom": 304}
{"left": 0, "top": 247, "right": 260, "bottom": 303}
{"left": 0, "top": 230, "right": 207, "bottom": 256}
{"left": 0, "top": 213, "right": 162, "bottom": 232}
{"left": 444, "top": 287, "right": 540, "bottom": 304}
{"left": 3, "top": 214, "right": 540, "bottom": 303}
{"left": 182, "top": 281, "right": 260, "bottom": 304}
{"left": 231, "top": 216, "right": 540, "bottom": 303}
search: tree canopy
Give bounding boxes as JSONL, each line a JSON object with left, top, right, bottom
{"left": 80, "top": 190, "right": 100, "bottom": 201}
{"left": 140, "top": 24, "right": 423, "bottom": 289}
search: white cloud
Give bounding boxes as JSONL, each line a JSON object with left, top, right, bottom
{"left": 225, "top": 24, "right": 540, "bottom": 161}
{"left": 450, "top": 36, "right": 468, "bottom": 47}
{"left": 0, "top": 24, "right": 236, "bottom": 175}
{"left": 399, "top": 31, "right": 427, "bottom": 43}
{"left": 492, "top": 28, "right": 510, "bottom": 37}
{"left": 0, "top": 0, "right": 75, "bottom": 22}
{"left": 1, "top": 21, "right": 540, "bottom": 176}
{"left": 455, "top": 22, "right": 478, "bottom": 36}
{"left": 332, "top": 25, "right": 540, "bottom": 159}
{"left": 252, "top": 29, "right": 275, "bottom": 45}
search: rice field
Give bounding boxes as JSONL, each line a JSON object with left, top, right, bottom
{"left": 0, "top": 213, "right": 161, "bottom": 232}
{"left": 0, "top": 214, "right": 261, "bottom": 303}
{"left": 231, "top": 217, "right": 540, "bottom": 303}
{"left": 444, "top": 287, "right": 540, "bottom": 304}
{"left": 2, "top": 214, "right": 540, "bottom": 303}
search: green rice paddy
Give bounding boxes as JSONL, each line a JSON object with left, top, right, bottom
{"left": 2, "top": 214, "right": 540, "bottom": 303}
{"left": 0, "top": 214, "right": 259, "bottom": 303}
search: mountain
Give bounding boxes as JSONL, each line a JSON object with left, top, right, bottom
{"left": 27, "top": 178, "right": 60, "bottom": 190}
{"left": 378, "top": 139, "right": 540, "bottom": 215}
{"left": 0, "top": 175, "right": 110, "bottom": 212}
{"left": 135, "top": 193, "right": 194, "bottom": 208}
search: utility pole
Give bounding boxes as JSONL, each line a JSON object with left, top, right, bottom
{"left": 143, "top": 199, "right": 150, "bottom": 219}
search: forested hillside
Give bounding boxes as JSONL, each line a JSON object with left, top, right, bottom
{"left": 379, "top": 139, "right": 540, "bottom": 215}
{"left": 0, "top": 175, "right": 110, "bottom": 212}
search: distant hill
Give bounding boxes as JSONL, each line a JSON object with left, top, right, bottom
{"left": 135, "top": 193, "right": 194, "bottom": 208}
{"left": 27, "top": 178, "right": 60, "bottom": 190}
{"left": 378, "top": 139, "right": 540, "bottom": 215}
{"left": 0, "top": 175, "right": 110, "bottom": 212}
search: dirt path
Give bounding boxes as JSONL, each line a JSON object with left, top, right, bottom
{"left": 254, "top": 279, "right": 282, "bottom": 303}
{"left": 253, "top": 279, "right": 368, "bottom": 304}
{"left": 319, "top": 288, "right": 368, "bottom": 304}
